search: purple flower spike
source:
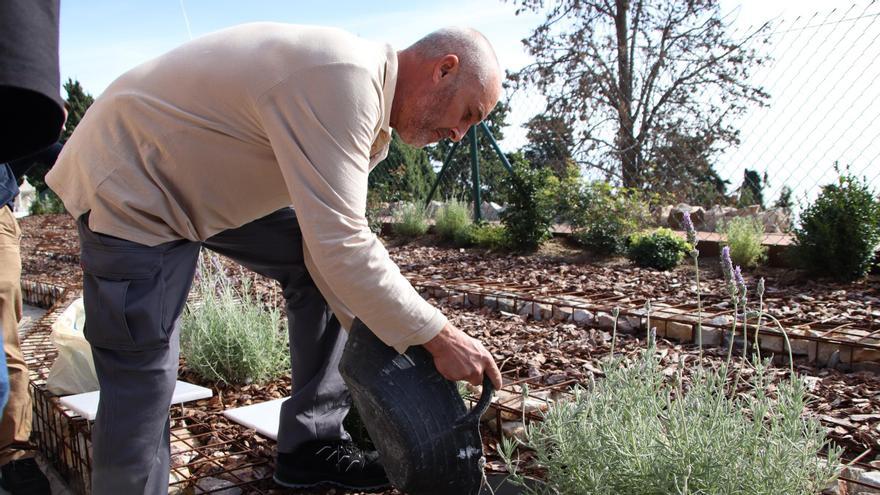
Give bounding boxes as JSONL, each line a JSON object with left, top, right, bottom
{"left": 734, "top": 266, "right": 748, "bottom": 305}
{"left": 682, "top": 211, "right": 697, "bottom": 247}
{"left": 720, "top": 246, "right": 738, "bottom": 302}
{"left": 720, "top": 246, "right": 733, "bottom": 281}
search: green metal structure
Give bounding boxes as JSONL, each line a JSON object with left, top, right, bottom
{"left": 424, "top": 121, "right": 516, "bottom": 222}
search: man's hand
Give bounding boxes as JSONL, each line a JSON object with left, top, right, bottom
{"left": 423, "top": 322, "right": 502, "bottom": 390}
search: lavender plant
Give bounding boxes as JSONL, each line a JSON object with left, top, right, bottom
{"left": 720, "top": 216, "right": 767, "bottom": 268}
{"left": 500, "top": 242, "right": 841, "bottom": 495}
{"left": 180, "top": 256, "right": 289, "bottom": 385}
{"left": 392, "top": 201, "right": 430, "bottom": 239}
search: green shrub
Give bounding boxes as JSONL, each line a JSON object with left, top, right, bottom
{"left": 181, "top": 262, "right": 289, "bottom": 385}
{"left": 502, "top": 349, "right": 840, "bottom": 495}
{"left": 792, "top": 171, "right": 880, "bottom": 281}
{"left": 499, "top": 164, "right": 556, "bottom": 252}
{"left": 566, "top": 182, "right": 652, "bottom": 255}
{"left": 720, "top": 216, "right": 767, "bottom": 268}
{"left": 626, "top": 228, "right": 690, "bottom": 270}
{"left": 392, "top": 202, "right": 429, "bottom": 239}
{"left": 29, "top": 190, "right": 66, "bottom": 215}
{"left": 434, "top": 199, "right": 472, "bottom": 244}
{"left": 465, "top": 223, "right": 507, "bottom": 250}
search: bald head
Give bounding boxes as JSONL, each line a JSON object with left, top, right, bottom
{"left": 403, "top": 27, "right": 502, "bottom": 93}
{"left": 392, "top": 27, "right": 503, "bottom": 147}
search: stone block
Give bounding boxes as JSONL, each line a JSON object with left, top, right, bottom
{"left": 785, "top": 328, "right": 816, "bottom": 356}
{"left": 853, "top": 347, "right": 880, "bottom": 363}
{"left": 760, "top": 334, "right": 785, "bottom": 354}
{"left": 816, "top": 342, "right": 845, "bottom": 366}
{"left": 652, "top": 319, "right": 668, "bottom": 337}
{"left": 595, "top": 312, "right": 614, "bottom": 331}
{"left": 612, "top": 315, "right": 640, "bottom": 334}
{"left": 517, "top": 302, "right": 552, "bottom": 321}
{"left": 497, "top": 298, "right": 516, "bottom": 313}
{"left": 483, "top": 296, "right": 498, "bottom": 310}
{"left": 552, "top": 306, "right": 573, "bottom": 321}
{"left": 666, "top": 321, "right": 693, "bottom": 342}
{"left": 695, "top": 326, "right": 723, "bottom": 347}
{"left": 467, "top": 293, "right": 483, "bottom": 307}
{"left": 196, "top": 477, "right": 242, "bottom": 495}
{"left": 501, "top": 421, "right": 527, "bottom": 442}
{"left": 445, "top": 294, "right": 465, "bottom": 306}
{"left": 572, "top": 309, "right": 594, "bottom": 324}
{"left": 857, "top": 470, "right": 880, "bottom": 493}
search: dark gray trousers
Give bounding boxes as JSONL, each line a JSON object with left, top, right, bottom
{"left": 77, "top": 208, "right": 351, "bottom": 495}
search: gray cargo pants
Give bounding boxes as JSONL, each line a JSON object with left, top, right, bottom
{"left": 77, "top": 208, "right": 351, "bottom": 494}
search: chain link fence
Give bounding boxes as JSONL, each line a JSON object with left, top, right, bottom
{"left": 458, "top": 2, "right": 880, "bottom": 233}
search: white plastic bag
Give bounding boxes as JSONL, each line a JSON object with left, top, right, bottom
{"left": 46, "top": 297, "right": 99, "bottom": 395}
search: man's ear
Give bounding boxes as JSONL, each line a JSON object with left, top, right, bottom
{"left": 433, "top": 54, "right": 460, "bottom": 83}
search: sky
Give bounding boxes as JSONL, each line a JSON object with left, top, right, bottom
{"left": 59, "top": 1, "right": 880, "bottom": 206}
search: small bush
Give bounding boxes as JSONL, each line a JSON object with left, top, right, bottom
{"left": 502, "top": 350, "right": 840, "bottom": 495}
{"left": 465, "top": 223, "right": 507, "bottom": 250}
{"left": 181, "top": 261, "right": 289, "bottom": 385}
{"left": 626, "top": 228, "right": 690, "bottom": 270}
{"left": 792, "top": 171, "right": 880, "bottom": 281}
{"left": 566, "top": 182, "right": 652, "bottom": 256}
{"left": 499, "top": 164, "right": 556, "bottom": 252}
{"left": 392, "top": 202, "right": 429, "bottom": 239}
{"left": 29, "top": 190, "right": 66, "bottom": 215}
{"left": 434, "top": 199, "right": 472, "bottom": 244}
{"left": 720, "top": 216, "right": 767, "bottom": 268}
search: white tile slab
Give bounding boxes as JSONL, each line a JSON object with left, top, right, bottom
{"left": 222, "top": 398, "right": 286, "bottom": 441}
{"left": 58, "top": 380, "right": 213, "bottom": 421}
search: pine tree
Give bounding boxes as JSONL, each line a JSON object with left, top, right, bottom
{"left": 25, "top": 78, "right": 95, "bottom": 192}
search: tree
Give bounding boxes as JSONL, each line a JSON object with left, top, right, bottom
{"left": 61, "top": 78, "right": 94, "bottom": 143}
{"left": 774, "top": 185, "right": 793, "bottom": 210}
{"left": 643, "top": 130, "right": 730, "bottom": 205}
{"left": 427, "top": 100, "right": 515, "bottom": 203}
{"left": 368, "top": 131, "right": 435, "bottom": 203}
{"left": 522, "top": 114, "right": 575, "bottom": 177}
{"left": 738, "top": 168, "right": 766, "bottom": 208}
{"left": 25, "top": 78, "right": 95, "bottom": 192}
{"left": 509, "top": 0, "right": 768, "bottom": 190}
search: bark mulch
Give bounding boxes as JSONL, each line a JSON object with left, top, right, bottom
{"left": 17, "top": 216, "right": 880, "bottom": 493}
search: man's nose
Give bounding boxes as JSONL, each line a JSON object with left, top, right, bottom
{"left": 450, "top": 127, "right": 467, "bottom": 142}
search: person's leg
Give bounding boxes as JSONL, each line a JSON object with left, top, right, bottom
{"left": 203, "top": 208, "right": 350, "bottom": 452}
{"left": 77, "top": 214, "right": 200, "bottom": 495}
{"left": 205, "top": 209, "right": 388, "bottom": 489}
{"left": 0, "top": 205, "right": 51, "bottom": 495}
{"left": 0, "top": 207, "right": 30, "bottom": 465}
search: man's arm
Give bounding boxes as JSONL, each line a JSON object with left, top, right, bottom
{"left": 256, "top": 64, "right": 446, "bottom": 347}
{"left": 256, "top": 64, "right": 501, "bottom": 388}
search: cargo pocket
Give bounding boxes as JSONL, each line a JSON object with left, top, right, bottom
{"left": 80, "top": 243, "right": 167, "bottom": 351}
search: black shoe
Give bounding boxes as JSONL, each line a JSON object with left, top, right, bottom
{"left": 0, "top": 458, "right": 51, "bottom": 495}
{"left": 273, "top": 440, "right": 390, "bottom": 491}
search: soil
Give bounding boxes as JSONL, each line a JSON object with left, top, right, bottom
{"left": 17, "top": 215, "right": 880, "bottom": 494}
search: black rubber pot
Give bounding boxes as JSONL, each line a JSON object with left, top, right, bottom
{"left": 339, "top": 320, "right": 495, "bottom": 495}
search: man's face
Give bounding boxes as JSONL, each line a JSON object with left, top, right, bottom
{"left": 397, "top": 77, "right": 499, "bottom": 148}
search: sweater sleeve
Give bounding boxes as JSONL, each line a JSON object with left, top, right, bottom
{"left": 256, "top": 64, "right": 447, "bottom": 353}
{"left": 7, "top": 141, "right": 62, "bottom": 179}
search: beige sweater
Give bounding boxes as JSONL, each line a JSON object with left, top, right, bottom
{"left": 47, "top": 23, "right": 447, "bottom": 352}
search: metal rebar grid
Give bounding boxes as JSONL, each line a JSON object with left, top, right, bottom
{"left": 19, "top": 282, "right": 279, "bottom": 494}
{"left": 406, "top": 274, "right": 880, "bottom": 365}
{"left": 17, "top": 277, "right": 880, "bottom": 493}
